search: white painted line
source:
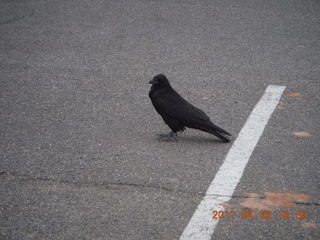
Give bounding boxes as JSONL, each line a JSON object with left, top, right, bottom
{"left": 180, "top": 85, "right": 286, "bottom": 240}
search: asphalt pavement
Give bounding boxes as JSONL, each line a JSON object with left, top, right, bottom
{"left": 0, "top": 0, "right": 319, "bottom": 239}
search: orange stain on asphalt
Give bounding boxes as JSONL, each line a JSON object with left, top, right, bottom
{"left": 240, "top": 192, "right": 311, "bottom": 210}
{"left": 277, "top": 101, "right": 284, "bottom": 109}
{"left": 263, "top": 192, "right": 310, "bottom": 208}
{"left": 285, "top": 92, "right": 302, "bottom": 97}
{"left": 301, "top": 222, "right": 317, "bottom": 228}
{"left": 218, "top": 203, "right": 233, "bottom": 209}
{"left": 21, "top": 149, "right": 30, "bottom": 152}
{"left": 292, "top": 131, "right": 312, "bottom": 137}
{"left": 240, "top": 193, "right": 266, "bottom": 210}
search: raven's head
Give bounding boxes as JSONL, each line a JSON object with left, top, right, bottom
{"left": 149, "top": 74, "right": 171, "bottom": 88}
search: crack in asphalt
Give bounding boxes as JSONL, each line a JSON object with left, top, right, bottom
{"left": 1, "top": 171, "right": 319, "bottom": 206}
{"left": 0, "top": 171, "right": 204, "bottom": 196}
{"left": 205, "top": 194, "right": 320, "bottom": 206}
{"left": 0, "top": 10, "right": 34, "bottom": 25}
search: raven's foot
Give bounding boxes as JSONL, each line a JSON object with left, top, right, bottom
{"left": 158, "top": 132, "right": 178, "bottom": 142}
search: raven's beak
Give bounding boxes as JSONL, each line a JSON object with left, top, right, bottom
{"left": 149, "top": 79, "right": 154, "bottom": 84}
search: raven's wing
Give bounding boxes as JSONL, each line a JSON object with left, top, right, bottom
{"left": 154, "top": 90, "right": 210, "bottom": 124}
{"left": 153, "top": 90, "right": 231, "bottom": 136}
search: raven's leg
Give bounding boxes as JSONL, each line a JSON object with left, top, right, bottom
{"left": 168, "top": 131, "right": 178, "bottom": 138}
{"left": 158, "top": 131, "right": 178, "bottom": 141}
{"left": 167, "top": 131, "right": 178, "bottom": 140}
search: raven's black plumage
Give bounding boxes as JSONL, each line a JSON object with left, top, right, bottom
{"left": 149, "top": 74, "right": 231, "bottom": 142}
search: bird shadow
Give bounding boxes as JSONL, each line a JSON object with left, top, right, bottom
{"left": 156, "top": 133, "right": 227, "bottom": 144}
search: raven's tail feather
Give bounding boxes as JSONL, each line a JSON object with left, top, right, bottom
{"left": 191, "top": 121, "right": 231, "bottom": 142}
{"left": 208, "top": 122, "right": 231, "bottom": 136}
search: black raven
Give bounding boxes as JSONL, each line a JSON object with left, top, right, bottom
{"left": 149, "top": 74, "right": 231, "bottom": 142}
